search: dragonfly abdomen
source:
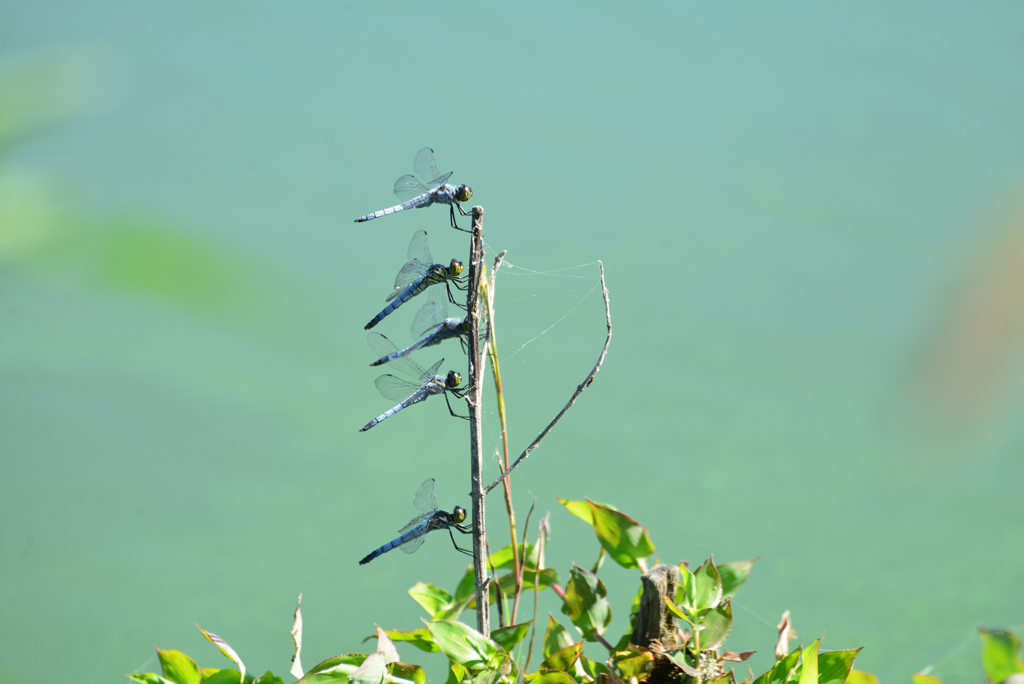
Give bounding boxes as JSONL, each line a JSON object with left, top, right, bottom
{"left": 359, "top": 389, "right": 432, "bottom": 431}
{"left": 354, "top": 194, "right": 433, "bottom": 223}
{"left": 358, "top": 526, "right": 427, "bottom": 564}
{"left": 370, "top": 335, "right": 436, "bottom": 367}
{"left": 364, "top": 278, "right": 435, "bottom": 330}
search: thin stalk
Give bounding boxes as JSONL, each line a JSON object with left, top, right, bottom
{"left": 521, "top": 513, "right": 548, "bottom": 675}
{"left": 481, "top": 256, "right": 523, "bottom": 623}
{"left": 466, "top": 206, "right": 489, "bottom": 635}
{"left": 485, "top": 538, "right": 504, "bottom": 629}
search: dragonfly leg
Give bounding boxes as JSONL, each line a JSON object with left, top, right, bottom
{"left": 448, "top": 527, "right": 474, "bottom": 557}
{"left": 446, "top": 284, "right": 468, "bottom": 310}
{"left": 444, "top": 391, "right": 471, "bottom": 421}
{"left": 450, "top": 204, "right": 471, "bottom": 233}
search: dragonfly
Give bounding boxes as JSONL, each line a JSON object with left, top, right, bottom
{"left": 359, "top": 478, "right": 472, "bottom": 565}
{"left": 354, "top": 147, "right": 473, "bottom": 232}
{"left": 364, "top": 230, "right": 466, "bottom": 330}
{"left": 359, "top": 333, "right": 469, "bottom": 432}
{"left": 369, "top": 288, "right": 470, "bottom": 367}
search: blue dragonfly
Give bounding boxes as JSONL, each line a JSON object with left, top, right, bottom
{"left": 359, "top": 333, "right": 469, "bottom": 432}
{"left": 369, "top": 288, "right": 470, "bottom": 367}
{"left": 364, "top": 230, "right": 466, "bottom": 331}
{"left": 354, "top": 147, "right": 473, "bottom": 232}
{"left": 359, "top": 478, "right": 472, "bottom": 565}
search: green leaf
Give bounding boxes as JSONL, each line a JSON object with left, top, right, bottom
{"left": 388, "top": 663, "right": 425, "bottom": 684}
{"left": 196, "top": 625, "right": 247, "bottom": 683}
{"left": 543, "top": 615, "right": 574, "bottom": 660}
{"left": 294, "top": 654, "right": 369, "bottom": 684}
{"left": 437, "top": 595, "right": 474, "bottom": 621}
{"left": 629, "top": 583, "right": 643, "bottom": 616}
{"left": 579, "top": 654, "right": 608, "bottom": 681}
{"left": 494, "top": 568, "right": 558, "bottom": 597}
{"left": 708, "top": 673, "right": 736, "bottom": 684}
{"left": 425, "top": 620, "right": 499, "bottom": 671}
{"left": 251, "top": 673, "right": 285, "bottom": 684}
{"left": 817, "top": 649, "right": 862, "bottom": 684}
{"left": 759, "top": 646, "right": 801, "bottom": 684}
{"left": 477, "top": 653, "right": 517, "bottom": 684}
{"left": 455, "top": 569, "right": 476, "bottom": 603}
{"left": 127, "top": 675, "right": 175, "bottom": 684}
{"left": 692, "top": 557, "right": 723, "bottom": 612}
{"left": 157, "top": 648, "right": 202, "bottom": 684}
{"left": 611, "top": 647, "right": 653, "bottom": 680}
{"left": 844, "top": 670, "right": 878, "bottom": 684}
{"left": 911, "top": 674, "right": 939, "bottom": 684}
{"left": 664, "top": 651, "right": 700, "bottom": 678}
{"left": 663, "top": 596, "right": 693, "bottom": 627}
{"left": 491, "top": 623, "right": 531, "bottom": 654}
{"left": 409, "top": 582, "right": 454, "bottom": 618}
{"left": 700, "top": 599, "right": 733, "bottom": 651}
{"left": 587, "top": 500, "right": 654, "bottom": 570}
{"left": 557, "top": 499, "right": 594, "bottom": 525}
{"left": 446, "top": 662, "right": 466, "bottom": 684}
{"left": 979, "top": 627, "right": 1024, "bottom": 683}
{"left": 525, "top": 670, "right": 576, "bottom": 684}
{"left": 199, "top": 670, "right": 245, "bottom": 684}
{"left": 797, "top": 639, "right": 820, "bottom": 684}
{"left": 676, "top": 562, "right": 695, "bottom": 608}
{"left": 718, "top": 559, "right": 757, "bottom": 599}
{"left": 560, "top": 564, "right": 612, "bottom": 641}
{"left": 487, "top": 543, "right": 537, "bottom": 571}
{"left": 540, "top": 642, "right": 583, "bottom": 673}
{"left": 380, "top": 628, "right": 438, "bottom": 653}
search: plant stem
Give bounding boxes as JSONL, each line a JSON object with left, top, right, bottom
{"left": 466, "top": 206, "right": 489, "bottom": 636}
{"left": 482, "top": 257, "right": 524, "bottom": 624}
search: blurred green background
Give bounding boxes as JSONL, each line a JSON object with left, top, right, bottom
{"left": 2, "top": 3, "right": 1022, "bottom": 683}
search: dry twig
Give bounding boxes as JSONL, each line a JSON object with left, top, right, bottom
{"left": 483, "top": 260, "right": 612, "bottom": 494}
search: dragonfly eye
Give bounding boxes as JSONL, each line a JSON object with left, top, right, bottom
{"left": 446, "top": 370, "right": 462, "bottom": 388}
{"left": 449, "top": 259, "right": 464, "bottom": 277}
{"left": 452, "top": 506, "right": 467, "bottom": 523}
{"left": 456, "top": 185, "right": 473, "bottom": 202}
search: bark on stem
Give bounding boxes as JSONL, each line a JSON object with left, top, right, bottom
{"left": 466, "top": 206, "right": 489, "bottom": 635}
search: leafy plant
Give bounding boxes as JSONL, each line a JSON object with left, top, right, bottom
{"left": 127, "top": 173, "right": 1018, "bottom": 684}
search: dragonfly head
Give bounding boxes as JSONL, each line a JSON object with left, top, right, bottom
{"left": 446, "top": 370, "right": 463, "bottom": 389}
{"left": 452, "top": 506, "right": 467, "bottom": 523}
{"left": 455, "top": 185, "right": 473, "bottom": 202}
{"left": 448, "top": 259, "right": 464, "bottom": 277}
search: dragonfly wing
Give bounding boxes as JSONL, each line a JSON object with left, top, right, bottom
{"left": 368, "top": 333, "right": 427, "bottom": 380}
{"left": 374, "top": 374, "right": 423, "bottom": 403}
{"left": 391, "top": 262, "right": 428, "bottom": 295}
{"left": 398, "top": 509, "right": 434, "bottom": 534}
{"left": 393, "top": 174, "right": 430, "bottom": 201}
{"left": 412, "top": 478, "right": 438, "bottom": 514}
{"left": 428, "top": 171, "right": 453, "bottom": 188}
{"left": 411, "top": 290, "right": 447, "bottom": 339}
{"left": 399, "top": 528, "right": 428, "bottom": 554}
{"left": 420, "top": 358, "right": 444, "bottom": 383}
{"left": 406, "top": 230, "right": 433, "bottom": 264}
{"left": 412, "top": 148, "right": 447, "bottom": 188}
